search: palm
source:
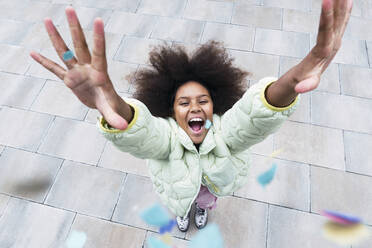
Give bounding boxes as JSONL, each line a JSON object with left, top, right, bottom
{"left": 30, "top": 7, "right": 128, "bottom": 129}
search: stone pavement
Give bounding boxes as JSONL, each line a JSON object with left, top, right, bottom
{"left": 0, "top": 0, "right": 372, "bottom": 247}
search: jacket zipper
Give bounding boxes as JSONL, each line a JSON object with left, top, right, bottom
{"left": 203, "top": 175, "right": 220, "bottom": 193}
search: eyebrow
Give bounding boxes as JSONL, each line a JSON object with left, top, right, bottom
{"left": 176, "top": 94, "right": 210, "bottom": 101}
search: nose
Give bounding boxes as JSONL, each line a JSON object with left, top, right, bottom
{"left": 190, "top": 102, "right": 201, "bottom": 113}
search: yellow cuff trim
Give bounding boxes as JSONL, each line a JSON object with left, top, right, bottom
{"left": 260, "top": 80, "right": 299, "bottom": 112}
{"left": 99, "top": 102, "right": 139, "bottom": 133}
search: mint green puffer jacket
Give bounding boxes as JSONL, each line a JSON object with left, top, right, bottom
{"left": 97, "top": 77, "right": 299, "bottom": 217}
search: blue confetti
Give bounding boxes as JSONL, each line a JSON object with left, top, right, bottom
{"left": 189, "top": 224, "right": 224, "bottom": 248}
{"left": 63, "top": 50, "right": 74, "bottom": 61}
{"left": 257, "top": 164, "right": 277, "bottom": 187}
{"left": 323, "top": 210, "right": 362, "bottom": 224}
{"left": 65, "top": 230, "right": 87, "bottom": 248}
{"left": 147, "top": 237, "right": 172, "bottom": 248}
{"left": 159, "top": 219, "right": 176, "bottom": 234}
{"left": 141, "top": 204, "right": 170, "bottom": 227}
{"left": 205, "top": 119, "right": 212, "bottom": 129}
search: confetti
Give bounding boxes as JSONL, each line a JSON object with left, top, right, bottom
{"left": 322, "top": 210, "right": 361, "bottom": 225}
{"left": 159, "top": 233, "right": 173, "bottom": 245}
{"left": 257, "top": 163, "right": 277, "bottom": 187}
{"left": 63, "top": 50, "right": 74, "bottom": 61}
{"left": 205, "top": 119, "right": 212, "bottom": 129}
{"left": 189, "top": 224, "right": 224, "bottom": 248}
{"left": 65, "top": 230, "right": 87, "bottom": 248}
{"left": 159, "top": 220, "right": 177, "bottom": 234}
{"left": 148, "top": 236, "right": 172, "bottom": 248}
{"left": 141, "top": 204, "right": 171, "bottom": 227}
{"left": 322, "top": 222, "right": 370, "bottom": 245}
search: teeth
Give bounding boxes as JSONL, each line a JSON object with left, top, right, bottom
{"left": 189, "top": 118, "right": 203, "bottom": 122}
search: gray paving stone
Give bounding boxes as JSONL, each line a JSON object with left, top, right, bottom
{"left": 263, "top": 0, "right": 310, "bottom": 11}
{"left": 311, "top": 166, "right": 372, "bottom": 225}
{"left": 0, "top": 194, "right": 10, "bottom": 218}
{"left": 267, "top": 205, "right": 336, "bottom": 247}
{"left": 105, "top": 11, "right": 158, "bottom": 38}
{"left": 340, "top": 64, "right": 372, "bottom": 99}
{"left": 137, "top": 0, "right": 187, "bottom": 17}
{"left": 69, "top": 214, "right": 147, "bottom": 247}
{"left": 0, "top": 20, "right": 33, "bottom": 46}
{"left": 0, "top": 72, "right": 45, "bottom": 109}
{"left": 311, "top": 92, "right": 372, "bottom": 134}
{"left": 82, "top": 30, "right": 123, "bottom": 61}
{"left": 311, "top": 35, "right": 369, "bottom": 67}
{"left": 20, "top": 23, "right": 71, "bottom": 51}
{"left": 30, "top": 80, "right": 89, "bottom": 120}
{"left": 0, "top": 197, "right": 74, "bottom": 248}
{"left": 228, "top": 50, "right": 280, "bottom": 81}
{"left": 151, "top": 17, "right": 204, "bottom": 44}
{"left": 38, "top": 117, "right": 106, "bottom": 165}
{"left": 288, "top": 92, "right": 310, "bottom": 123}
{"left": 99, "top": 142, "right": 150, "bottom": 177}
{"left": 201, "top": 22, "right": 254, "bottom": 51}
{"left": 26, "top": 47, "right": 64, "bottom": 81}
{"left": 115, "top": 37, "right": 170, "bottom": 64}
{"left": 250, "top": 134, "right": 274, "bottom": 156}
{"left": 344, "top": 16, "right": 372, "bottom": 41}
{"left": 0, "top": 147, "right": 62, "bottom": 202}
{"left": 362, "top": 0, "right": 372, "bottom": 19}
{"left": 0, "top": 145, "right": 4, "bottom": 155}
{"left": 280, "top": 56, "right": 340, "bottom": 94}
{"left": 45, "top": 160, "right": 125, "bottom": 219}
{"left": 186, "top": 196, "right": 268, "bottom": 248}
{"left": 232, "top": 4, "right": 282, "bottom": 30}
{"left": 274, "top": 121, "right": 345, "bottom": 170}
{"left": 183, "top": 0, "right": 234, "bottom": 23}
{"left": 0, "top": 0, "right": 28, "bottom": 20}
{"left": 353, "top": 227, "right": 372, "bottom": 248}
{"left": 344, "top": 131, "right": 372, "bottom": 177}
{"left": 75, "top": 0, "right": 140, "bottom": 12}
{"left": 368, "top": 41, "right": 372, "bottom": 68}
{"left": 15, "top": 2, "right": 66, "bottom": 24}
{"left": 0, "top": 107, "right": 53, "bottom": 152}
{"left": 235, "top": 154, "right": 310, "bottom": 211}
{"left": 107, "top": 61, "right": 137, "bottom": 93}
{"left": 112, "top": 174, "right": 185, "bottom": 238}
{"left": 145, "top": 232, "right": 189, "bottom": 248}
{"left": 283, "top": 9, "right": 320, "bottom": 34}
{"left": 254, "top": 28, "right": 310, "bottom": 58}
{"left": 57, "top": 6, "right": 112, "bottom": 31}
{"left": 0, "top": 44, "right": 33, "bottom": 74}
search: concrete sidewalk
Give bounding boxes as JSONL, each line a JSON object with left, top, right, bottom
{"left": 0, "top": 0, "right": 372, "bottom": 247}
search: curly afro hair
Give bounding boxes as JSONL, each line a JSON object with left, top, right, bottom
{"left": 131, "top": 40, "right": 250, "bottom": 118}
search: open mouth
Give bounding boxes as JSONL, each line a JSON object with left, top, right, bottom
{"left": 188, "top": 118, "right": 205, "bottom": 134}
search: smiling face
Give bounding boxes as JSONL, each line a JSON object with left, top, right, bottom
{"left": 173, "top": 81, "right": 214, "bottom": 145}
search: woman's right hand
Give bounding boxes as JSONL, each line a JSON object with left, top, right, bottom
{"left": 30, "top": 7, "right": 131, "bottom": 130}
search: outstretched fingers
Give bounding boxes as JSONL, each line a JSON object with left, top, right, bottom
{"left": 91, "top": 18, "right": 108, "bottom": 73}
{"left": 65, "top": 7, "right": 92, "bottom": 64}
{"left": 44, "top": 18, "right": 77, "bottom": 69}
{"left": 30, "top": 51, "right": 67, "bottom": 80}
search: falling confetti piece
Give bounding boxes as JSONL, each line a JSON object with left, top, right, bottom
{"left": 63, "top": 50, "right": 74, "bottom": 61}
{"left": 322, "top": 222, "right": 370, "bottom": 245}
{"left": 141, "top": 204, "right": 170, "bottom": 227}
{"left": 159, "top": 233, "right": 173, "bottom": 245}
{"left": 148, "top": 236, "right": 173, "bottom": 248}
{"left": 322, "top": 210, "right": 361, "bottom": 225}
{"left": 189, "top": 224, "right": 224, "bottom": 248}
{"left": 257, "top": 164, "right": 277, "bottom": 187}
{"left": 159, "top": 220, "right": 177, "bottom": 234}
{"left": 65, "top": 230, "right": 87, "bottom": 248}
{"left": 205, "top": 119, "right": 212, "bottom": 129}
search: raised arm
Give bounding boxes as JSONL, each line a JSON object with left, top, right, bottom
{"left": 30, "top": 7, "right": 131, "bottom": 130}
{"left": 220, "top": 0, "right": 352, "bottom": 154}
{"left": 266, "top": 0, "right": 352, "bottom": 107}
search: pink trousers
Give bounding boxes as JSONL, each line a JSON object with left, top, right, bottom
{"left": 195, "top": 185, "right": 217, "bottom": 210}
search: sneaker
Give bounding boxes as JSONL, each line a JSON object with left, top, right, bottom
{"left": 194, "top": 203, "right": 208, "bottom": 229}
{"left": 176, "top": 211, "right": 191, "bottom": 232}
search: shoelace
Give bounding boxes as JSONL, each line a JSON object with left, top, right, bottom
{"left": 196, "top": 206, "right": 206, "bottom": 216}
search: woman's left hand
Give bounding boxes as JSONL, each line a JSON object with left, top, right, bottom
{"left": 279, "top": 0, "right": 353, "bottom": 94}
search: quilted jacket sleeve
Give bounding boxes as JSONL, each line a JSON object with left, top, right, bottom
{"left": 96, "top": 98, "right": 171, "bottom": 160}
{"left": 220, "top": 77, "right": 300, "bottom": 154}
